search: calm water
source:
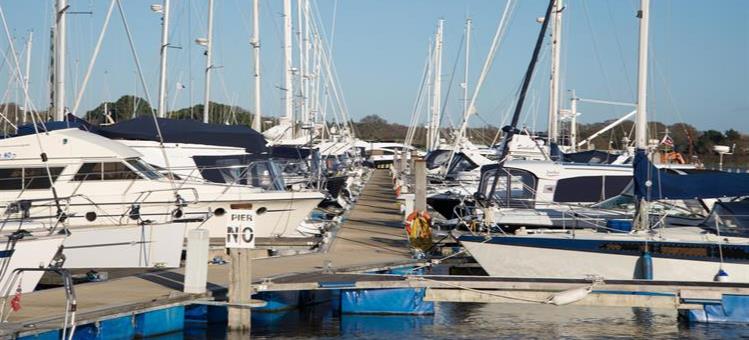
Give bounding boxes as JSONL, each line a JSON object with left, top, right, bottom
{"left": 147, "top": 301, "right": 749, "bottom": 339}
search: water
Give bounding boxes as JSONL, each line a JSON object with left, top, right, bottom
{"left": 157, "top": 301, "right": 749, "bottom": 339}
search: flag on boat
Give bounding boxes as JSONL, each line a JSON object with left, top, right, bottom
{"left": 660, "top": 135, "right": 674, "bottom": 147}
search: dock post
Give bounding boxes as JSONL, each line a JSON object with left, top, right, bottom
{"left": 393, "top": 151, "right": 400, "bottom": 175}
{"left": 228, "top": 248, "right": 252, "bottom": 332}
{"left": 184, "top": 229, "right": 210, "bottom": 294}
{"left": 400, "top": 150, "right": 408, "bottom": 174}
{"left": 225, "top": 208, "right": 257, "bottom": 332}
{"left": 414, "top": 159, "right": 427, "bottom": 211}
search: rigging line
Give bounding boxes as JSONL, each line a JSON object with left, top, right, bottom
{"left": 71, "top": 0, "right": 116, "bottom": 115}
{"left": 328, "top": 0, "right": 339, "bottom": 54}
{"left": 116, "top": 0, "right": 178, "bottom": 194}
{"left": 605, "top": 0, "right": 635, "bottom": 101}
{"left": 443, "top": 0, "right": 515, "bottom": 174}
{"left": 437, "top": 31, "right": 466, "bottom": 131}
{"left": 405, "top": 48, "right": 431, "bottom": 149}
{"left": 580, "top": 1, "right": 616, "bottom": 117}
{"left": 0, "top": 5, "right": 67, "bottom": 222}
{"left": 488, "top": 0, "right": 555, "bottom": 203}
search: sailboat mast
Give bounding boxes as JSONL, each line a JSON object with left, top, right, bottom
{"left": 53, "top": 0, "right": 67, "bottom": 120}
{"left": 463, "top": 17, "right": 471, "bottom": 121}
{"left": 569, "top": 89, "right": 578, "bottom": 152}
{"left": 635, "top": 0, "right": 651, "bottom": 230}
{"left": 23, "top": 31, "right": 32, "bottom": 124}
{"left": 157, "top": 0, "right": 171, "bottom": 118}
{"left": 429, "top": 19, "right": 444, "bottom": 151}
{"left": 251, "top": 0, "right": 262, "bottom": 131}
{"left": 202, "top": 0, "right": 215, "bottom": 123}
{"left": 548, "top": 0, "right": 563, "bottom": 144}
{"left": 282, "top": 0, "right": 293, "bottom": 132}
{"left": 303, "top": 0, "right": 311, "bottom": 137}
{"left": 635, "top": 0, "right": 649, "bottom": 150}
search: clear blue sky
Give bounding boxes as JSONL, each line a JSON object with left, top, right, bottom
{"left": 1, "top": 0, "right": 747, "bottom": 132}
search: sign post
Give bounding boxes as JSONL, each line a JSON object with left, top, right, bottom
{"left": 226, "top": 209, "right": 255, "bottom": 332}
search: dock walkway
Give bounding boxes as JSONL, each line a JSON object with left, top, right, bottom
{"left": 1, "top": 169, "right": 415, "bottom": 336}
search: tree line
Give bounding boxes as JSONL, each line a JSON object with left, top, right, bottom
{"left": 352, "top": 114, "right": 748, "bottom": 168}
{"left": 0, "top": 97, "right": 745, "bottom": 167}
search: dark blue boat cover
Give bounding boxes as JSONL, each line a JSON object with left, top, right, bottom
{"left": 11, "top": 114, "right": 92, "bottom": 136}
{"left": 633, "top": 148, "right": 749, "bottom": 201}
{"left": 270, "top": 145, "right": 312, "bottom": 159}
{"left": 96, "top": 116, "right": 267, "bottom": 153}
{"left": 549, "top": 143, "right": 620, "bottom": 164}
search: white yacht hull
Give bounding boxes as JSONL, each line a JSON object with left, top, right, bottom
{"left": 18, "top": 191, "right": 323, "bottom": 240}
{"left": 59, "top": 222, "right": 187, "bottom": 269}
{"left": 197, "top": 193, "right": 323, "bottom": 238}
{"left": 461, "top": 235, "right": 749, "bottom": 282}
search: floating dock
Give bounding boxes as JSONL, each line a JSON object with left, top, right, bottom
{"left": 3, "top": 169, "right": 749, "bottom": 338}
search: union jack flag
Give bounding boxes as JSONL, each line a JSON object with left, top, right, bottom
{"left": 660, "top": 135, "right": 674, "bottom": 147}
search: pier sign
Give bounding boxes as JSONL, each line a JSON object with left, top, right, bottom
{"left": 225, "top": 210, "right": 256, "bottom": 249}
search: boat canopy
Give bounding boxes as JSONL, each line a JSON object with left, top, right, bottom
{"left": 702, "top": 200, "right": 749, "bottom": 236}
{"left": 12, "top": 115, "right": 268, "bottom": 154}
{"left": 549, "top": 143, "right": 622, "bottom": 164}
{"left": 634, "top": 149, "right": 749, "bottom": 201}
{"left": 97, "top": 117, "right": 267, "bottom": 153}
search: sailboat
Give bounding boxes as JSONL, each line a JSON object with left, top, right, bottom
{"left": 459, "top": 0, "right": 749, "bottom": 282}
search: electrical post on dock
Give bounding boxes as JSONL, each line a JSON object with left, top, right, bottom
{"left": 226, "top": 208, "right": 256, "bottom": 332}
{"left": 414, "top": 159, "right": 427, "bottom": 212}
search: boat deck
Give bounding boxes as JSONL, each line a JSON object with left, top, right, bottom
{"left": 0, "top": 169, "right": 416, "bottom": 336}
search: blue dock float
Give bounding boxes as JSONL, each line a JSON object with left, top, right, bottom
{"left": 340, "top": 288, "right": 434, "bottom": 315}
{"left": 681, "top": 294, "right": 749, "bottom": 323}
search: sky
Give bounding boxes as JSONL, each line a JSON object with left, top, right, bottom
{"left": 0, "top": 0, "right": 747, "bottom": 132}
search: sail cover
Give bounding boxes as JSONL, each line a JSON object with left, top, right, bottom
{"left": 634, "top": 149, "right": 749, "bottom": 201}
{"left": 97, "top": 116, "right": 267, "bottom": 153}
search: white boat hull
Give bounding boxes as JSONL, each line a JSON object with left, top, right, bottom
{"left": 59, "top": 222, "right": 187, "bottom": 269}
{"left": 461, "top": 237, "right": 749, "bottom": 282}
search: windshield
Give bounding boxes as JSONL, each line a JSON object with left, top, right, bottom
{"left": 127, "top": 159, "right": 163, "bottom": 180}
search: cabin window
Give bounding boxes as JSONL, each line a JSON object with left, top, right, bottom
{"left": 553, "top": 176, "right": 631, "bottom": 203}
{"left": 0, "top": 168, "right": 22, "bottom": 190}
{"left": 478, "top": 167, "right": 537, "bottom": 208}
{"left": 23, "top": 167, "right": 64, "bottom": 189}
{"left": 74, "top": 162, "right": 140, "bottom": 181}
{"left": 102, "top": 162, "right": 140, "bottom": 180}
{"left": 0, "top": 167, "right": 64, "bottom": 190}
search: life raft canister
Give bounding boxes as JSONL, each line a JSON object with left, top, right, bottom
{"left": 404, "top": 210, "right": 432, "bottom": 251}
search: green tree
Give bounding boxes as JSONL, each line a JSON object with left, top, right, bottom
{"left": 85, "top": 95, "right": 153, "bottom": 123}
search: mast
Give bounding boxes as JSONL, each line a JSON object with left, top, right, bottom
{"left": 157, "top": 0, "right": 171, "bottom": 118}
{"left": 463, "top": 17, "right": 471, "bottom": 125}
{"left": 251, "top": 0, "right": 262, "bottom": 131}
{"left": 428, "top": 19, "right": 444, "bottom": 151}
{"left": 282, "top": 0, "right": 293, "bottom": 133}
{"left": 23, "top": 31, "right": 32, "bottom": 124}
{"left": 303, "top": 0, "right": 311, "bottom": 137}
{"left": 635, "top": 0, "right": 651, "bottom": 230}
{"left": 486, "top": 0, "right": 555, "bottom": 202}
{"left": 202, "top": 0, "right": 215, "bottom": 123}
{"left": 53, "top": 0, "right": 67, "bottom": 120}
{"left": 547, "top": 0, "right": 563, "bottom": 144}
{"left": 569, "top": 89, "right": 578, "bottom": 152}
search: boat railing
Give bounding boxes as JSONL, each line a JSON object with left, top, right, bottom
{"left": 131, "top": 187, "right": 200, "bottom": 207}
{"left": 0, "top": 267, "right": 77, "bottom": 339}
